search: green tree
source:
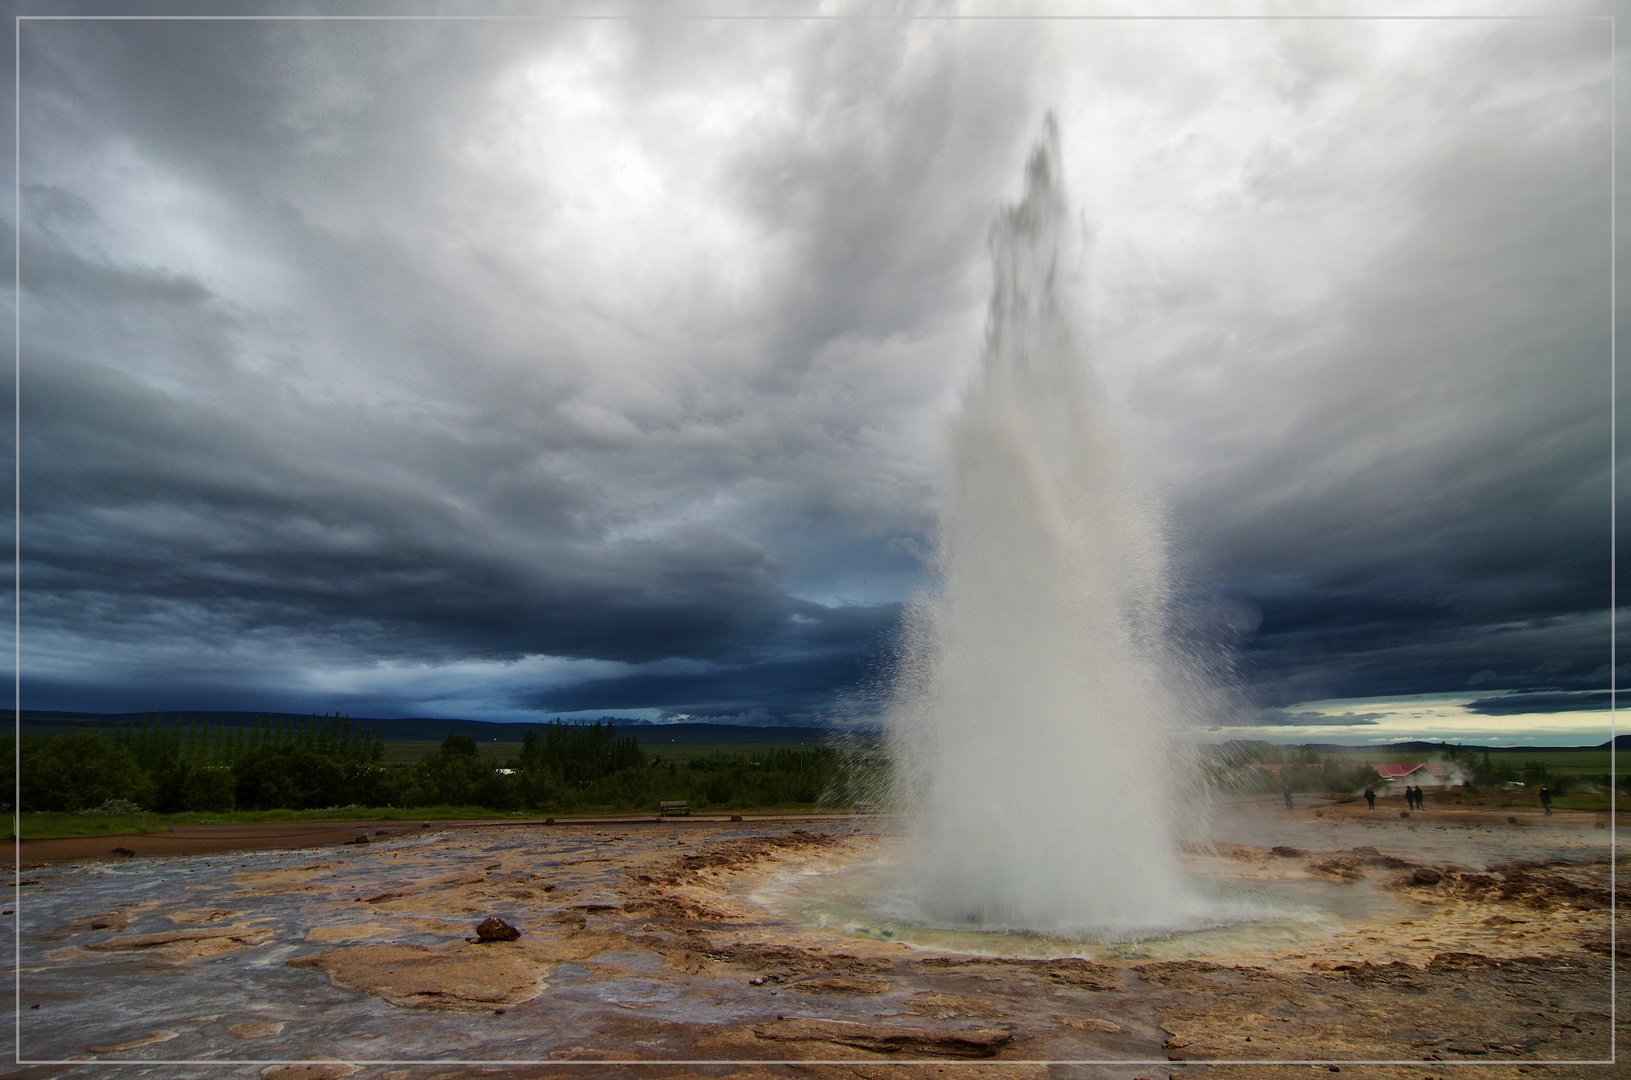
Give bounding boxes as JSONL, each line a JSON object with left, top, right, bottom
{"left": 520, "top": 728, "right": 543, "bottom": 769}
{"left": 182, "top": 765, "right": 236, "bottom": 811}
{"left": 233, "top": 745, "right": 347, "bottom": 810}
{"left": 440, "top": 732, "right": 479, "bottom": 758}
{"left": 19, "top": 733, "right": 151, "bottom": 812}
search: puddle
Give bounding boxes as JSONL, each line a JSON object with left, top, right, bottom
{"left": 591, "top": 978, "right": 686, "bottom": 1005}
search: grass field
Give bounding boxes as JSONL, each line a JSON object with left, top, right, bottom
{"left": 379, "top": 739, "right": 522, "bottom": 763}
{"left": 1316, "top": 746, "right": 1625, "bottom": 779}
{"left": 635, "top": 739, "right": 836, "bottom": 762}
{"left": 1478, "top": 748, "right": 1624, "bottom": 777}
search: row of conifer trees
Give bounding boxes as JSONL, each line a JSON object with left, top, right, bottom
{"left": 110, "top": 712, "right": 385, "bottom": 770}
{"left": 9, "top": 716, "right": 852, "bottom": 814}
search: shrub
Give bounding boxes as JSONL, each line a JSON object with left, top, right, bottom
{"left": 84, "top": 798, "right": 146, "bottom": 815}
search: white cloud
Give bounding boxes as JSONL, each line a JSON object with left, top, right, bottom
{"left": 1202, "top": 692, "right": 1614, "bottom": 747}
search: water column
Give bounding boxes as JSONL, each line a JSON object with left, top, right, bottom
{"left": 890, "top": 117, "right": 1202, "bottom": 936}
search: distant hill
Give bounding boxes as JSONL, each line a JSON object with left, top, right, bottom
{"left": 1298, "top": 741, "right": 1454, "bottom": 753}
{"left": 14, "top": 709, "right": 837, "bottom": 747}
{"left": 1296, "top": 738, "right": 1618, "bottom": 753}
{"left": 17, "top": 709, "right": 550, "bottom": 741}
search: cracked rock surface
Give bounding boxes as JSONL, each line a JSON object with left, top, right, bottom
{"left": 9, "top": 802, "right": 1623, "bottom": 1078}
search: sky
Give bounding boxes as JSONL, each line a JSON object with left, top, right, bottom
{"left": 1200, "top": 690, "right": 1615, "bottom": 747}
{"left": 5, "top": 3, "right": 1621, "bottom": 738}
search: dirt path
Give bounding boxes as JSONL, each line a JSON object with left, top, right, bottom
{"left": 17, "top": 821, "right": 417, "bottom": 863}
{"left": 15, "top": 813, "right": 869, "bottom": 865}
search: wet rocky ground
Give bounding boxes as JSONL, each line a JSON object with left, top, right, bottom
{"left": 3, "top": 801, "right": 1623, "bottom": 1079}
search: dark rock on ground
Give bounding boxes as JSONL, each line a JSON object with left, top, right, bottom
{"left": 475, "top": 916, "right": 521, "bottom": 942}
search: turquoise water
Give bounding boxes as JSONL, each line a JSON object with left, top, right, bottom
{"left": 753, "top": 849, "right": 1407, "bottom": 961}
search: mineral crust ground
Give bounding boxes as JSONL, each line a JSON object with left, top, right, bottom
{"left": 4, "top": 797, "right": 1623, "bottom": 1080}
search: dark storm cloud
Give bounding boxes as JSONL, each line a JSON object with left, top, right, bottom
{"left": 21, "top": 350, "right": 811, "bottom": 666}
{"left": 717, "top": 17, "right": 1037, "bottom": 348}
{"left": 1466, "top": 691, "right": 1613, "bottom": 716}
{"left": 1228, "top": 609, "right": 1615, "bottom": 708}
{"left": 14, "top": 12, "right": 981, "bottom": 721}
{"left": 1244, "top": 710, "right": 1381, "bottom": 728}
{"left": 520, "top": 600, "right": 900, "bottom": 722}
{"left": 8, "top": 11, "right": 1618, "bottom": 725}
{"left": 20, "top": 230, "right": 214, "bottom": 306}
{"left": 1109, "top": 17, "right": 1616, "bottom": 708}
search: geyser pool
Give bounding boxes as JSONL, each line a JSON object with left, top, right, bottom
{"left": 752, "top": 842, "right": 1410, "bottom": 961}
{"left": 885, "top": 117, "right": 1212, "bottom": 937}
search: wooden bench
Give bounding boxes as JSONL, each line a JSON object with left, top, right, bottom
{"left": 658, "top": 801, "right": 690, "bottom": 817}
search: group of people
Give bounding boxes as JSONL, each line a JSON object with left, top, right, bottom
{"left": 1345, "top": 780, "right": 1557, "bottom": 816}
{"left": 1359, "top": 783, "right": 1426, "bottom": 809}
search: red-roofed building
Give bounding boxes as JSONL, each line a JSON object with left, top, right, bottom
{"left": 1366, "top": 762, "right": 1454, "bottom": 786}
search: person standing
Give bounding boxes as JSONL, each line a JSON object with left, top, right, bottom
{"left": 1364, "top": 785, "right": 1375, "bottom": 809}
{"left": 1539, "top": 785, "right": 1552, "bottom": 816}
{"left": 1283, "top": 786, "right": 1294, "bottom": 810}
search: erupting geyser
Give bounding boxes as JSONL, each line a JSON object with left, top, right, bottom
{"left": 888, "top": 117, "right": 1205, "bottom": 936}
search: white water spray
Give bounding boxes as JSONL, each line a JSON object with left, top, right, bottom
{"left": 888, "top": 117, "right": 1205, "bottom": 936}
